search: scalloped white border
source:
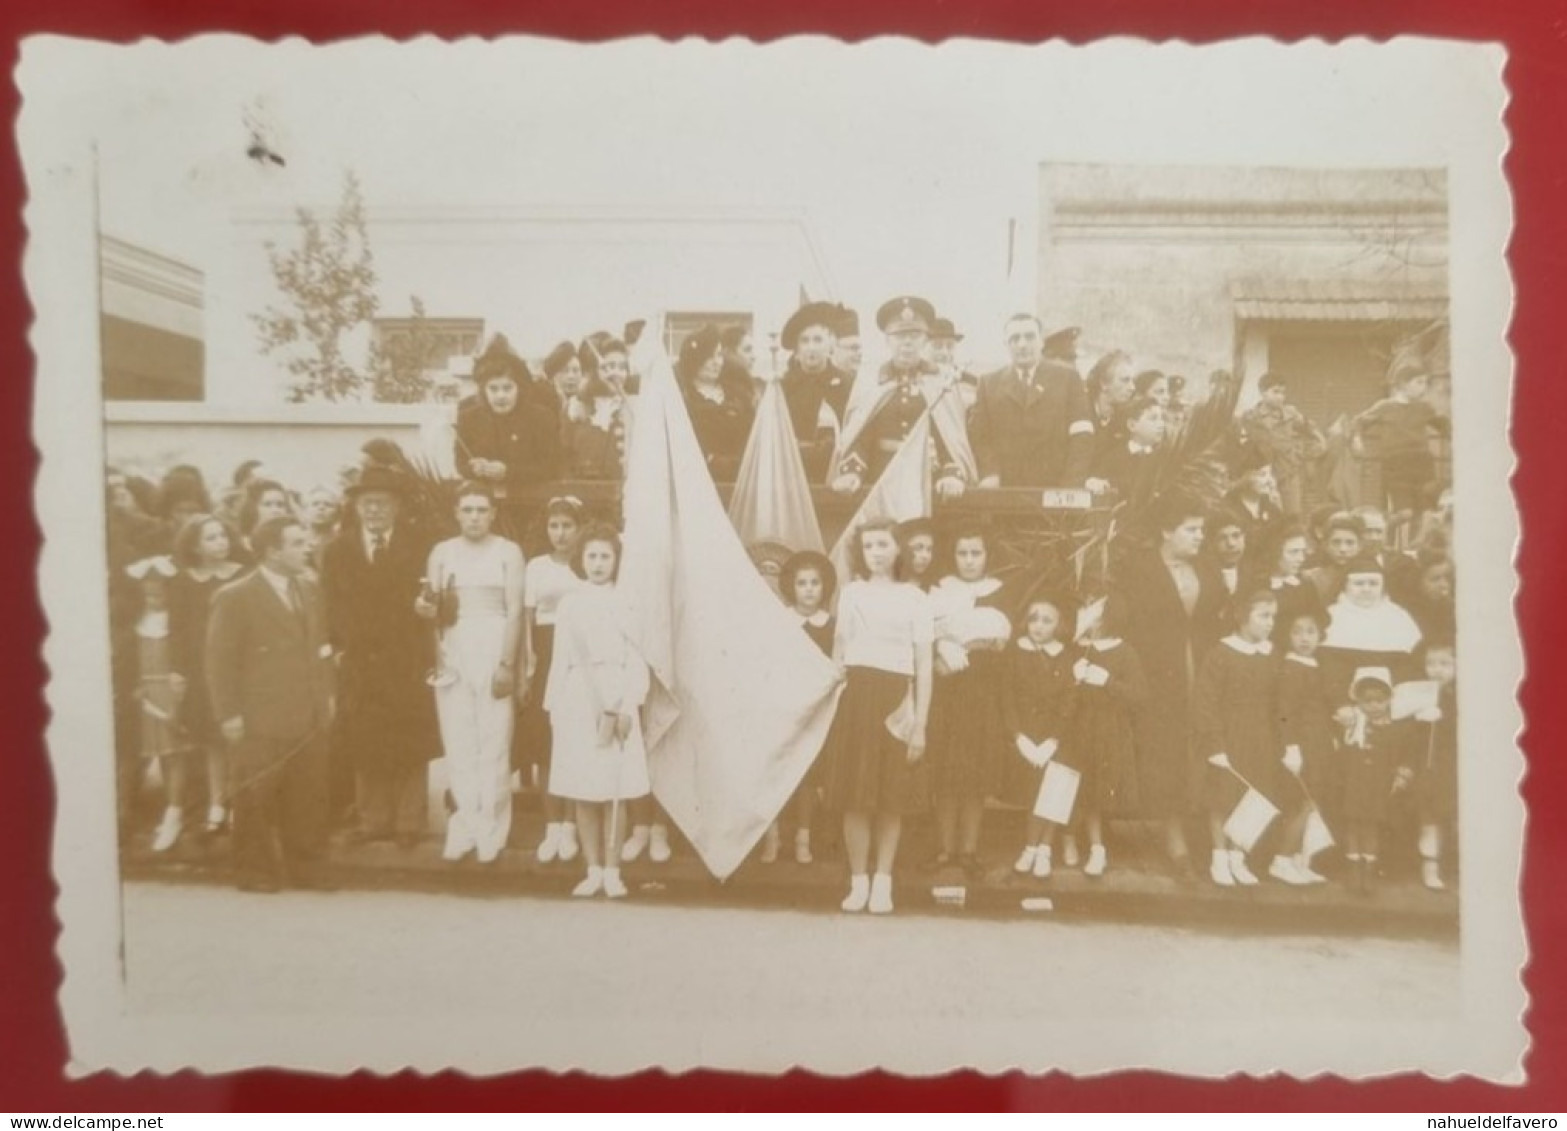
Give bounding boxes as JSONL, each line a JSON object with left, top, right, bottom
{"left": 17, "top": 32, "right": 1524, "bottom": 1081}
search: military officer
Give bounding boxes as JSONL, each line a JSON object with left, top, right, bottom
{"left": 829, "top": 296, "right": 976, "bottom": 498}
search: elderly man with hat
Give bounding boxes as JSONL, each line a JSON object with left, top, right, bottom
{"left": 927, "top": 315, "right": 980, "bottom": 412}
{"left": 829, "top": 295, "right": 977, "bottom": 497}
{"left": 969, "top": 312, "right": 1096, "bottom": 489}
{"left": 320, "top": 465, "right": 439, "bottom": 846}
{"left": 778, "top": 300, "right": 854, "bottom": 482}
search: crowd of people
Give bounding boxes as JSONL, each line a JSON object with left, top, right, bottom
{"left": 104, "top": 294, "right": 1459, "bottom": 912}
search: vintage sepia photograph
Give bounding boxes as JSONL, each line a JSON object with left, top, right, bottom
{"left": 17, "top": 34, "right": 1522, "bottom": 1079}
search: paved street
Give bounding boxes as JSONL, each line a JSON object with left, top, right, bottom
{"left": 122, "top": 880, "right": 1459, "bottom": 1024}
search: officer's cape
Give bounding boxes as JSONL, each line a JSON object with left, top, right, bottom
{"left": 831, "top": 363, "right": 977, "bottom": 482}
{"left": 619, "top": 346, "right": 843, "bottom": 880}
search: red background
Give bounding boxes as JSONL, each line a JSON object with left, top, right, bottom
{"left": 2, "top": 0, "right": 1562, "bottom": 1112}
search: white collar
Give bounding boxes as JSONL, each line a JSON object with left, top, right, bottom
{"left": 363, "top": 525, "right": 393, "bottom": 550}
{"left": 938, "top": 575, "right": 1002, "bottom": 599}
{"left": 1221, "top": 564, "right": 1239, "bottom": 576}
{"left": 1127, "top": 440, "right": 1156, "bottom": 456}
{"left": 1017, "top": 638, "right": 1065, "bottom": 657}
{"left": 1271, "top": 575, "right": 1301, "bottom": 588}
{"left": 798, "top": 609, "right": 830, "bottom": 628}
{"left": 1285, "top": 653, "right": 1319, "bottom": 668}
{"left": 1087, "top": 637, "right": 1122, "bottom": 653}
{"left": 187, "top": 561, "right": 242, "bottom": 584}
{"left": 1222, "top": 635, "right": 1272, "bottom": 657}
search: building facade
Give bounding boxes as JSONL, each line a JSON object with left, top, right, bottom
{"left": 1037, "top": 164, "right": 1449, "bottom": 424}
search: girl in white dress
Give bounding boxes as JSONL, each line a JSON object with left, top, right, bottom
{"left": 416, "top": 482, "right": 525, "bottom": 864}
{"left": 547, "top": 523, "right": 652, "bottom": 899}
{"left": 523, "top": 496, "right": 585, "bottom": 865}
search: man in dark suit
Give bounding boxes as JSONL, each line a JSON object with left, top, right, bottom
{"left": 206, "top": 516, "right": 337, "bottom": 892}
{"left": 969, "top": 312, "right": 1096, "bottom": 489}
{"left": 320, "top": 466, "right": 437, "bottom": 846}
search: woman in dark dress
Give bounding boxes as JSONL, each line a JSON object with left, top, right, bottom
{"left": 455, "top": 344, "right": 562, "bottom": 534}
{"left": 678, "top": 324, "right": 755, "bottom": 482}
{"left": 167, "top": 514, "right": 245, "bottom": 834}
{"left": 925, "top": 528, "right": 1012, "bottom": 871}
{"left": 1114, "top": 494, "right": 1228, "bottom": 875}
{"left": 1191, "top": 589, "right": 1283, "bottom": 887}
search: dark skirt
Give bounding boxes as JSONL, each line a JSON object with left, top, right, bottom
{"left": 926, "top": 656, "right": 1004, "bottom": 803}
{"left": 823, "top": 666, "right": 929, "bottom": 816}
{"left": 514, "top": 623, "right": 556, "bottom": 776}
{"left": 1067, "top": 690, "right": 1141, "bottom": 818}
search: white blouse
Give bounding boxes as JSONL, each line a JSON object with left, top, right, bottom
{"left": 835, "top": 579, "right": 934, "bottom": 676}
{"left": 524, "top": 555, "right": 582, "bottom": 626}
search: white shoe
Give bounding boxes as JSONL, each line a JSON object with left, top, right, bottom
{"left": 204, "top": 804, "right": 227, "bottom": 833}
{"left": 1268, "top": 855, "right": 1309, "bottom": 886}
{"left": 558, "top": 822, "right": 579, "bottom": 863}
{"left": 602, "top": 868, "right": 628, "bottom": 899}
{"left": 572, "top": 867, "right": 604, "bottom": 898}
{"left": 1295, "top": 855, "right": 1327, "bottom": 884}
{"left": 152, "top": 808, "right": 183, "bottom": 853}
{"left": 1013, "top": 845, "right": 1038, "bottom": 874}
{"left": 841, "top": 874, "right": 870, "bottom": 913}
{"left": 794, "top": 831, "right": 813, "bottom": 865}
{"left": 649, "top": 824, "right": 672, "bottom": 863}
{"left": 1084, "top": 844, "right": 1108, "bottom": 878}
{"left": 759, "top": 824, "right": 780, "bottom": 864}
{"left": 1062, "top": 835, "right": 1081, "bottom": 869}
{"left": 536, "top": 822, "right": 563, "bottom": 864}
{"left": 621, "top": 825, "right": 650, "bottom": 863}
{"left": 1422, "top": 858, "right": 1446, "bottom": 891}
{"left": 868, "top": 873, "right": 894, "bottom": 914}
{"left": 1418, "top": 824, "right": 1439, "bottom": 860}
{"left": 1210, "top": 848, "right": 1234, "bottom": 887}
{"left": 1032, "top": 844, "right": 1053, "bottom": 879}
{"left": 1229, "top": 849, "right": 1259, "bottom": 886}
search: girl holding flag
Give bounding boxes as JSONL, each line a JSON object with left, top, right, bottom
{"left": 1191, "top": 589, "right": 1284, "bottom": 887}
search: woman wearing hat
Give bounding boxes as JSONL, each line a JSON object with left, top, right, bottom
{"left": 678, "top": 324, "right": 755, "bottom": 483}
{"left": 778, "top": 301, "right": 852, "bottom": 482}
{"left": 456, "top": 340, "right": 562, "bottom": 514}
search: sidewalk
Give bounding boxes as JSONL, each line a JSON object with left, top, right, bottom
{"left": 123, "top": 804, "right": 1459, "bottom": 942}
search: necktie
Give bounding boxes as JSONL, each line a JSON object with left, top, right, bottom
{"left": 371, "top": 533, "right": 386, "bottom": 563}
{"left": 287, "top": 578, "right": 308, "bottom": 632}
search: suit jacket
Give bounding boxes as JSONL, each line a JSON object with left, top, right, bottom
{"left": 969, "top": 360, "right": 1095, "bottom": 487}
{"left": 205, "top": 570, "right": 336, "bottom": 742}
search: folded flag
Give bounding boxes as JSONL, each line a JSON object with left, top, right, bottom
{"left": 728, "top": 374, "right": 825, "bottom": 591}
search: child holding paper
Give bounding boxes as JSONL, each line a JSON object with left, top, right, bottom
{"left": 1273, "top": 608, "right": 1336, "bottom": 885}
{"left": 1192, "top": 590, "right": 1284, "bottom": 888}
{"left": 1063, "top": 597, "right": 1146, "bottom": 878}
{"left": 1001, "top": 595, "right": 1079, "bottom": 879}
{"left": 1410, "top": 640, "right": 1457, "bottom": 891}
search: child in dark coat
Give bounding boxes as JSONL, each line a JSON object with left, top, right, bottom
{"left": 1063, "top": 598, "right": 1146, "bottom": 878}
{"left": 1001, "top": 596, "right": 1078, "bottom": 879}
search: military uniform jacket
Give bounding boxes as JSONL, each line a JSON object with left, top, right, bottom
{"left": 832, "top": 361, "right": 976, "bottom": 484}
